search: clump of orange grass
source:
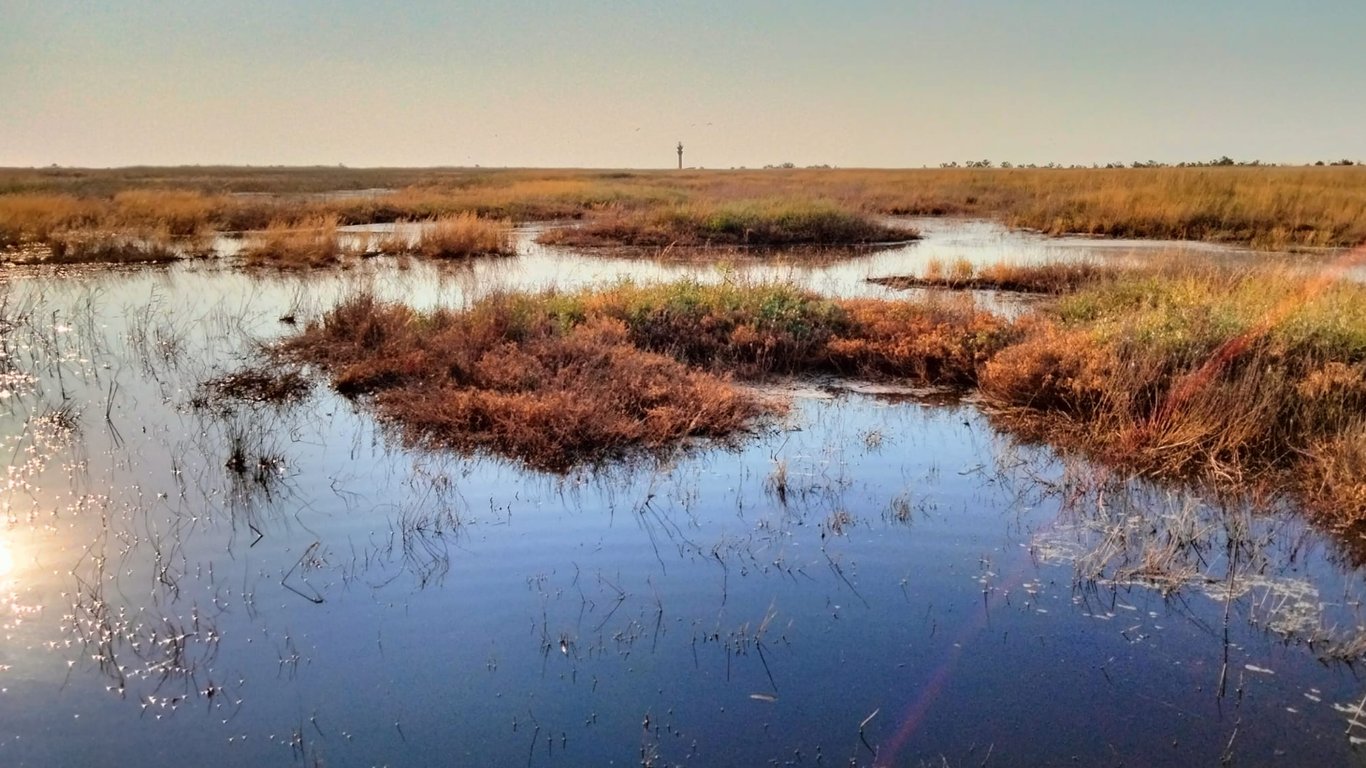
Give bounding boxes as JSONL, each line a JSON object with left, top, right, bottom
{"left": 538, "top": 199, "right": 916, "bottom": 248}
{"left": 241, "top": 216, "right": 344, "bottom": 268}
{"left": 415, "top": 213, "right": 514, "bottom": 258}
{"left": 278, "top": 280, "right": 1014, "bottom": 469}
{"left": 872, "top": 258, "right": 1115, "bottom": 294}
{"left": 978, "top": 257, "right": 1366, "bottom": 527}
{"left": 280, "top": 293, "right": 770, "bottom": 470}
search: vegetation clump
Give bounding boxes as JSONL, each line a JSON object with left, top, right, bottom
{"left": 279, "top": 281, "right": 1013, "bottom": 469}
{"left": 194, "top": 368, "right": 312, "bottom": 409}
{"left": 279, "top": 258, "right": 1366, "bottom": 530}
{"left": 872, "top": 259, "right": 1115, "bottom": 294}
{"left": 977, "top": 259, "right": 1366, "bottom": 527}
{"left": 415, "top": 213, "right": 514, "bottom": 258}
{"left": 241, "top": 216, "right": 345, "bottom": 268}
{"left": 537, "top": 199, "right": 916, "bottom": 248}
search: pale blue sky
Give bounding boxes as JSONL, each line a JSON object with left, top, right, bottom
{"left": 2, "top": 1, "right": 1362, "bottom": 168}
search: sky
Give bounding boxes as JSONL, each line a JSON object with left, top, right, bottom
{"left": 2, "top": 0, "right": 1363, "bottom": 169}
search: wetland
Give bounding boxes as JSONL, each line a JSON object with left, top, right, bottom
{"left": 2, "top": 167, "right": 1366, "bottom": 766}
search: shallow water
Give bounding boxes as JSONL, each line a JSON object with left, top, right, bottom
{"left": 2, "top": 222, "right": 1366, "bottom": 766}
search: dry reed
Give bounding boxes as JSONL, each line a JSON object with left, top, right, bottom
{"left": 415, "top": 213, "right": 514, "bottom": 258}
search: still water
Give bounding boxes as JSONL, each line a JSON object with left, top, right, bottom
{"left": 1, "top": 222, "right": 1363, "bottom": 766}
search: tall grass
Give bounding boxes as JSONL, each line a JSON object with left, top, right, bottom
{"left": 279, "top": 259, "right": 1366, "bottom": 527}
{"left": 538, "top": 199, "right": 915, "bottom": 247}
{"left": 979, "top": 260, "right": 1366, "bottom": 525}
{"left": 279, "top": 280, "right": 1015, "bottom": 468}
{"left": 0, "top": 194, "right": 102, "bottom": 247}
{"left": 241, "top": 216, "right": 343, "bottom": 268}
{"left": 415, "top": 213, "right": 514, "bottom": 258}
{"left": 112, "top": 189, "right": 220, "bottom": 236}
{"left": 3, "top": 166, "right": 1364, "bottom": 251}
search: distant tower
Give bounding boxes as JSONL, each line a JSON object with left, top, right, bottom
{"left": 677, "top": 141, "right": 684, "bottom": 170}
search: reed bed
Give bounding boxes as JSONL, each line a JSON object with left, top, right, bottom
{"left": 872, "top": 259, "right": 1115, "bottom": 293}
{"left": 240, "top": 216, "right": 344, "bottom": 268}
{"left": 6, "top": 165, "right": 1359, "bottom": 256}
{"left": 279, "top": 257, "right": 1366, "bottom": 527}
{"left": 537, "top": 199, "right": 915, "bottom": 248}
{"left": 415, "top": 213, "right": 514, "bottom": 258}
{"left": 279, "top": 281, "right": 1014, "bottom": 468}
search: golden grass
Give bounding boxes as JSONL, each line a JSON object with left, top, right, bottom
{"left": 415, "top": 213, "right": 514, "bottom": 258}
{"left": 279, "top": 281, "right": 1015, "bottom": 468}
{"left": 241, "top": 216, "right": 344, "bottom": 268}
{"left": 277, "top": 259, "right": 1366, "bottom": 528}
{"left": 112, "top": 189, "right": 220, "bottom": 236}
{"left": 0, "top": 194, "right": 102, "bottom": 247}
{"left": 538, "top": 199, "right": 915, "bottom": 248}
{"left": 979, "top": 258, "right": 1366, "bottom": 526}
{"left": 6, "top": 165, "right": 1361, "bottom": 253}
{"left": 873, "top": 259, "right": 1113, "bottom": 293}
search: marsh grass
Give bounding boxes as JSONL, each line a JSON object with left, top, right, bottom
{"left": 14, "top": 229, "right": 185, "bottom": 265}
{"left": 279, "top": 281, "right": 1013, "bottom": 469}
{"left": 873, "top": 259, "right": 1115, "bottom": 294}
{"left": 281, "top": 294, "right": 770, "bottom": 470}
{"left": 4, "top": 166, "right": 1364, "bottom": 255}
{"left": 415, "top": 213, "right": 514, "bottom": 258}
{"left": 273, "top": 256, "right": 1366, "bottom": 526}
{"left": 241, "top": 216, "right": 345, "bottom": 267}
{"left": 537, "top": 199, "right": 916, "bottom": 248}
{"left": 111, "top": 189, "right": 220, "bottom": 236}
{"left": 193, "top": 368, "right": 312, "bottom": 409}
{"left": 0, "top": 193, "right": 103, "bottom": 247}
{"left": 981, "top": 258, "right": 1366, "bottom": 526}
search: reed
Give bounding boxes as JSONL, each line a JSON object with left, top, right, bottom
{"left": 279, "top": 258, "right": 1366, "bottom": 526}
{"left": 241, "top": 216, "right": 343, "bottom": 268}
{"left": 415, "top": 213, "right": 514, "bottom": 258}
{"left": 278, "top": 280, "right": 1012, "bottom": 468}
{"left": 3, "top": 165, "right": 1363, "bottom": 252}
{"left": 537, "top": 199, "right": 915, "bottom": 248}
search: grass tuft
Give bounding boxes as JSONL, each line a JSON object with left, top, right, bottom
{"left": 278, "top": 281, "right": 1012, "bottom": 469}
{"left": 416, "top": 213, "right": 514, "bottom": 258}
{"left": 241, "top": 216, "right": 344, "bottom": 268}
{"left": 538, "top": 199, "right": 916, "bottom": 248}
{"left": 872, "top": 259, "right": 1115, "bottom": 294}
